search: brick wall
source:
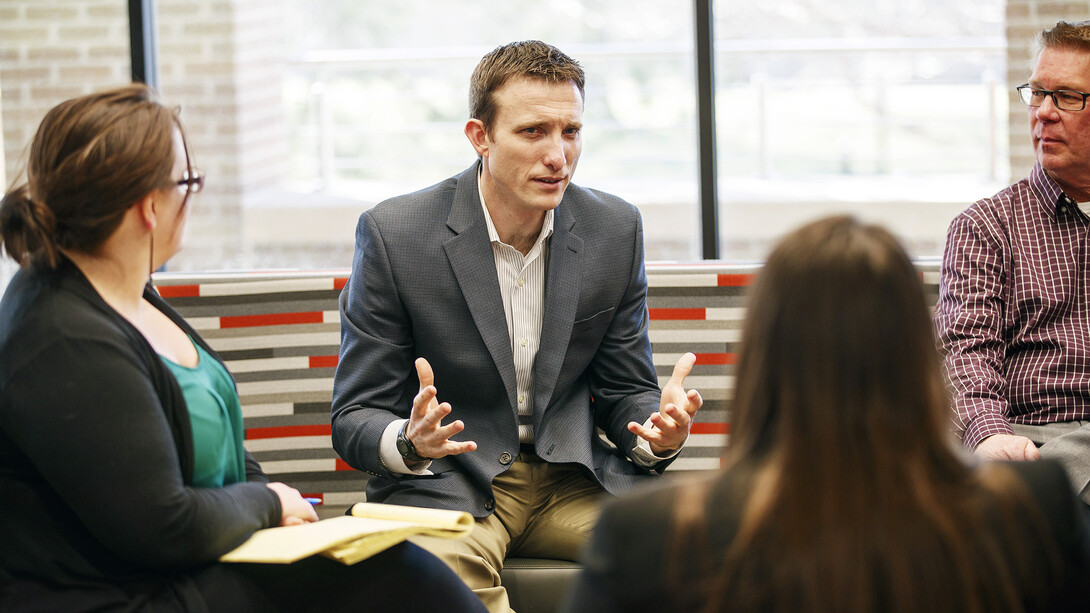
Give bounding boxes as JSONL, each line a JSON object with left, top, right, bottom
{"left": 0, "top": 0, "right": 287, "bottom": 274}
{"left": 0, "top": 83, "right": 6, "bottom": 188}
{"left": 156, "top": 0, "right": 288, "bottom": 271}
{"left": 1005, "top": 0, "right": 1090, "bottom": 179}
{"left": 0, "top": 1, "right": 130, "bottom": 182}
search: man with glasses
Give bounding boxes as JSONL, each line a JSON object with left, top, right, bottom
{"left": 936, "top": 20, "right": 1090, "bottom": 505}
{"left": 330, "top": 41, "right": 703, "bottom": 611}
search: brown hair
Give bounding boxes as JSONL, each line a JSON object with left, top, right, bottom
{"left": 1038, "top": 20, "right": 1090, "bottom": 53}
{"left": 673, "top": 216, "right": 1059, "bottom": 612}
{"left": 469, "top": 40, "right": 585, "bottom": 133}
{"left": 0, "top": 84, "right": 184, "bottom": 268}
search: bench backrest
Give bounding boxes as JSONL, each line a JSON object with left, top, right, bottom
{"left": 155, "top": 260, "right": 941, "bottom": 516}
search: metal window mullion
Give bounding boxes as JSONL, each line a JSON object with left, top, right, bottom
{"left": 128, "top": 0, "right": 160, "bottom": 90}
{"left": 694, "top": 0, "right": 719, "bottom": 260}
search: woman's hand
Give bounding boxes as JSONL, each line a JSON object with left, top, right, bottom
{"left": 265, "top": 482, "right": 319, "bottom": 526}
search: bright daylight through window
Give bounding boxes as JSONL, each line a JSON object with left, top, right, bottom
{"left": 1, "top": 0, "right": 1007, "bottom": 294}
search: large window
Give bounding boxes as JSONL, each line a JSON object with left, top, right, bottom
{"left": 712, "top": 0, "right": 1007, "bottom": 258}
{"left": 1, "top": 0, "right": 1008, "bottom": 293}
{"left": 280, "top": 0, "right": 699, "bottom": 262}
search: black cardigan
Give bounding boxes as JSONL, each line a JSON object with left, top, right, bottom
{"left": 0, "top": 259, "right": 280, "bottom": 610}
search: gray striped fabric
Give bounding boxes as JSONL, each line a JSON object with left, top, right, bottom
{"left": 155, "top": 260, "right": 942, "bottom": 517}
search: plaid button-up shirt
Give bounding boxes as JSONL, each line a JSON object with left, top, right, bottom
{"left": 936, "top": 162, "right": 1090, "bottom": 450}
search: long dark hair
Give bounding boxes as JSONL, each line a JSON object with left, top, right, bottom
{"left": 673, "top": 216, "right": 1058, "bottom": 612}
{"left": 0, "top": 84, "right": 183, "bottom": 268}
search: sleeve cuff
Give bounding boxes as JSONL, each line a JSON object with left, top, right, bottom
{"left": 963, "top": 413, "right": 1015, "bottom": 450}
{"left": 630, "top": 417, "right": 684, "bottom": 467}
{"left": 380, "top": 419, "right": 433, "bottom": 475}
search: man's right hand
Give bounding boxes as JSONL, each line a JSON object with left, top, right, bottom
{"left": 405, "top": 357, "right": 478, "bottom": 459}
{"left": 974, "top": 433, "right": 1041, "bottom": 461}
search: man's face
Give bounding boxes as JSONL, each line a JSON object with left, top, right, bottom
{"left": 475, "top": 76, "right": 583, "bottom": 218}
{"left": 1028, "top": 46, "right": 1090, "bottom": 197}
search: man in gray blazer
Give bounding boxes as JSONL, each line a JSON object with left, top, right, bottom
{"left": 332, "top": 40, "right": 702, "bottom": 612}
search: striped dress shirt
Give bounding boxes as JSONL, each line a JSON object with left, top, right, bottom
{"left": 936, "top": 162, "right": 1090, "bottom": 450}
{"left": 478, "top": 187, "right": 553, "bottom": 444}
{"left": 477, "top": 181, "right": 674, "bottom": 465}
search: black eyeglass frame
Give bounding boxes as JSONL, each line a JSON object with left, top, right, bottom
{"left": 1016, "top": 84, "right": 1090, "bottom": 111}
{"left": 173, "top": 121, "right": 204, "bottom": 207}
{"left": 175, "top": 168, "right": 205, "bottom": 208}
{"left": 176, "top": 168, "right": 205, "bottom": 194}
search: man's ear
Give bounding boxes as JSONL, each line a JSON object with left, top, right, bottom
{"left": 464, "top": 119, "right": 490, "bottom": 158}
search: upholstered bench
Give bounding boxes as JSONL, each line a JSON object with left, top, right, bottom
{"left": 153, "top": 260, "right": 941, "bottom": 612}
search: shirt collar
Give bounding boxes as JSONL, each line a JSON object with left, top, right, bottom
{"left": 1030, "top": 162, "right": 1079, "bottom": 219}
{"left": 476, "top": 166, "right": 555, "bottom": 247}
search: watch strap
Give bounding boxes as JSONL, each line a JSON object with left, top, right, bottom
{"left": 396, "top": 420, "right": 428, "bottom": 464}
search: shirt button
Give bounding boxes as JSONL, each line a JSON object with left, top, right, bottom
{"left": 499, "top": 452, "right": 513, "bottom": 465}
{"left": 518, "top": 394, "right": 525, "bottom": 404}
{"left": 518, "top": 278, "right": 525, "bottom": 287}
{"left": 485, "top": 498, "right": 496, "bottom": 512}
{"left": 520, "top": 338, "right": 528, "bottom": 347}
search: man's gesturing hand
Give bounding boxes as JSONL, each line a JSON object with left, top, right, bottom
{"left": 405, "top": 357, "right": 478, "bottom": 459}
{"left": 628, "top": 352, "right": 703, "bottom": 455}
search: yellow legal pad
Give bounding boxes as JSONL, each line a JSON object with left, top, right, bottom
{"left": 219, "top": 502, "right": 474, "bottom": 565}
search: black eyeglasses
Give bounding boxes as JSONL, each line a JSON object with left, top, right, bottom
{"left": 1016, "top": 84, "right": 1090, "bottom": 111}
{"left": 177, "top": 168, "right": 205, "bottom": 194}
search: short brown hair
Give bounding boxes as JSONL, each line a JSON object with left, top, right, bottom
{"left": 0, "top": 84, "right": 184, "bottom": 267}
{"left": 1038, "top": 20, "right": 1090, "bottom": 53}
{"left": 469, "top": 40, "right": 585, "bottom": 132}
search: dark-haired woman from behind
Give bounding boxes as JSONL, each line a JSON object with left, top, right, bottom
{"left": 0, "top": 85, "right": 485, "bottom": 612}
{"left": 563, "top": 216, "right": 1088, "bottom": 613}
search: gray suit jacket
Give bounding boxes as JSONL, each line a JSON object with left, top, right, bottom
{"left": 331, "top": 162, "right": 669, "bottom": 517}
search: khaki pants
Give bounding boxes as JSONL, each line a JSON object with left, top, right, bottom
{"left": 411, "top": 453, "right": 605, "bottom": 613}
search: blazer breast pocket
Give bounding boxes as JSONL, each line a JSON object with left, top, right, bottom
{"left": 568, "top": 306, "right": 615, "bottom": 356}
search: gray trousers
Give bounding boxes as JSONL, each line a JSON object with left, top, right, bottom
{"left": 1011, "top": 420, "right": 1090, "bottom": 505}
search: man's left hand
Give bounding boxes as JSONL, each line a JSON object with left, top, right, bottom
{"left": 628, "top": 352, "right": 703, "bottom": 455}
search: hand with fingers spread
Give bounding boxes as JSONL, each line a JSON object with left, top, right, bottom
{"left": 628, "top": 352, "right": 703, "bottom": 455}
{"left": 405, "top": 357, "right": 478, "bottom": 460}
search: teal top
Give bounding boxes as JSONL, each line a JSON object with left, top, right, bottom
{"left": 161, "top": 340, "right": 246, "bottom": 487}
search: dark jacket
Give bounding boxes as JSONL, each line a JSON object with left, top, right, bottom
{"left": 0, "top": 258, "right": 279, "bottom": 611}
{"left": 564, "top": 459, "right": 1090, "bottom": 613}
{"left": 332, "top": 162, "right": 669, "bottom": 517}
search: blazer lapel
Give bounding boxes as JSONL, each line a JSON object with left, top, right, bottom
{"left": 443, "top": 164, "right": 519, "bottom": 412}
{"left": 532, "top": 200, "right": 582, "bottom": 417}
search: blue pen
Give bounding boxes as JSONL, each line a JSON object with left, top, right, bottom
{"left": 304, "top": 497, "right": 322, "bottom": 505}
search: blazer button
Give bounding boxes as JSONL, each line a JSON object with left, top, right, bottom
{"left": 485, "top": 498, "right": 496, "bottom": 512}
{"left": 499, "top": 452, "right": 513, "bottom": 465}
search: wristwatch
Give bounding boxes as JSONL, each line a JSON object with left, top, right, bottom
{"left": 396, "top": 421, "right": 429, "bottom": 465}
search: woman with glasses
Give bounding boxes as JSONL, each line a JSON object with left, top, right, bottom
{"left": 563, "top": 216, "right": 1088, "bottom": 613}
{"left": 0, "top": 85, "right": 484, "bottom": 612}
